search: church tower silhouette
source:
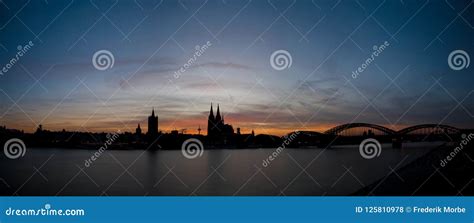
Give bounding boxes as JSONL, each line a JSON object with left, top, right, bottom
{"left": 147, "top": 108, "right": 158, "bottom": 139}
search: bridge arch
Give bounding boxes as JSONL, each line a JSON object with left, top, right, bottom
{"left": 324, "top": 123, "right": 396, "bottom": 136}
{"left": 397, "top": 124, "right": 460, "bottom": 136}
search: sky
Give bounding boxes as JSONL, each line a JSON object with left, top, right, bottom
{"left": 0, "top": 0, "right": 473, "bottom": 136}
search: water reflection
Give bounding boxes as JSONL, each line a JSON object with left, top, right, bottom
{"left": 0, "top": 142, "right": 441, "bottom": 195}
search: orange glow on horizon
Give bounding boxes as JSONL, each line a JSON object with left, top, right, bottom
{"left": 9, "top": 120, "right": 411, "bottom": 137}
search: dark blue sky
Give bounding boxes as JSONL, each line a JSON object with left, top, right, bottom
{"left": 0, "top": 0, "right": 473, "bottom": 135}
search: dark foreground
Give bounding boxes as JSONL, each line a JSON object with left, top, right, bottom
{"left": 355, "top": 142, "right": 474, "bottom": 195}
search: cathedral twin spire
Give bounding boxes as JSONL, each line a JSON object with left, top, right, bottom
{"left": 208, "top": 103, "right": 223, "bottom": 122}
{"left": 208, "top": 103, "right": 224, "bottom": 137}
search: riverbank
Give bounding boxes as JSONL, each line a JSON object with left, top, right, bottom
{"left": 354, "top": 142, "right": 473, "bottom": 195}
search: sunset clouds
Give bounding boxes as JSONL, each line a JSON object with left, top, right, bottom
{"left": 0, "top": 0, "right": 473, "bottom": 135}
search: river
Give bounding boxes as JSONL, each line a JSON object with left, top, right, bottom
{"left": 0, "top": 142, "right": 442, "bottom": 195}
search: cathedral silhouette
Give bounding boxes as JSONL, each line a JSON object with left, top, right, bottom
{"left": 207, "top": 103, "right": 234, "bottom": 144}
{"left": 141, "top": 104, "right": 238, "bottom": 146}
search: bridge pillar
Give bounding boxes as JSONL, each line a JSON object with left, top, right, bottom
{"left": 392, "top": 135, "right": 402, "bottom": 149}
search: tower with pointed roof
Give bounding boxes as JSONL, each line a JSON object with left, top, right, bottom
{"left": 207, "top": 103, "right": 215, "bottom": 137}
{"left": 215, "top": 104, "right": 222, "bottom": 124}
{"left": 207, "top": 103, "right": 234, "bottom": 145}
{"left": 136, "top": 124, "right": 142, "bottom": 135}
{"left": 147, "top": 108, "right": 158, "bottom": 139}
{"left": 135, "top": 124, "right": 142, "bottom": 142}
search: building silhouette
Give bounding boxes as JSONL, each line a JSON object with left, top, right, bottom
{"left": 207, "top": 103, "right": 217, "bottom": 138}
{"left": 136, "top": 124, "right": 142, "bottom": 135}
{"left": 135, "top": 124, "right": 142, "bottom": 142}
{"left": 147, "top": 108, "right": 159, "bottom": 142}
{"left": 207, "top": 103, "right": 234, "bottom": 144}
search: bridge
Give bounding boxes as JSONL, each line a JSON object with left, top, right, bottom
{"left": 322, "top": 123, "right": 461, "bottom": 137}
{"left": 324, "top": 123, "right": 396, "bottom": 136}
{"left": 397, "top": 124, "right": 461, "bottom": 136}
{"left": 287, "top": 123, "right": 464, "bottom": 147}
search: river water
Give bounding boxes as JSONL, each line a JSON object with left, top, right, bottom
{"left": 0, "top": 142, "right": 441, "bottom": 195}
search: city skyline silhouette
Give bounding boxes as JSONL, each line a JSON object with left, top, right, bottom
{"left": 1, "top": 104, "right": 471, "bottom": 152}
{"left": 0, "top": 1, "right": 473, "bottom": 136}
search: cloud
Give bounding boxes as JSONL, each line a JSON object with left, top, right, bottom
{"left": 120, "top": 61, "right": 255, "bottom": 90}
{"left": 194, "top": 62, "right": 254, "bottom": 70}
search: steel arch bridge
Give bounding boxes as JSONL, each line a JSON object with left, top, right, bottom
{"left": 323, "top": 123, "right": 461, "bottom": 136}
{"left": 324, "top": 123, "right": 397, "bottom": 136}
{"left": 397, "top": 124, "right": 461, "bottom": 136}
